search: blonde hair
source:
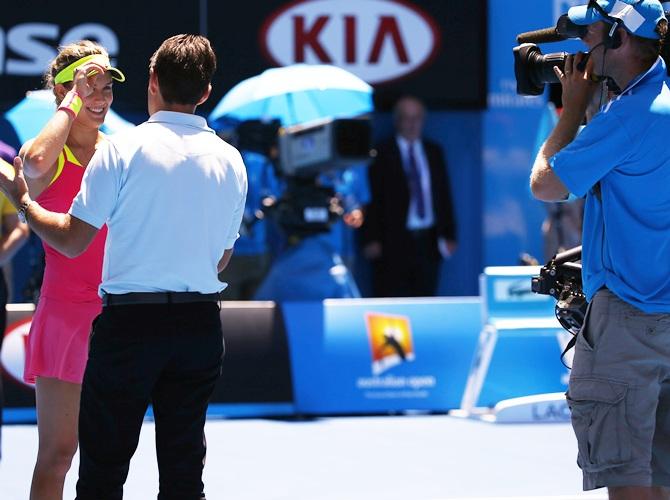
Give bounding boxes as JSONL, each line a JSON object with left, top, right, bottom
{"left": 44, "top": 40, "right": 108, "bottom": 103}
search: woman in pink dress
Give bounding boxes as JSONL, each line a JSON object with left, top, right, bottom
{"left": 19, "top": 40, "right": 125, "bottom": 499}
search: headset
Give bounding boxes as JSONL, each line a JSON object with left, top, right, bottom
{"left": 576, "top": 0, "right": 626, "bottom": 71}
{"left": 588, "top": 0, "right": 625, "bottom": 49}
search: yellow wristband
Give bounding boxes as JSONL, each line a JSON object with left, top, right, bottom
{"left": 58, "top": 91, "right": 83, "bottom": 119}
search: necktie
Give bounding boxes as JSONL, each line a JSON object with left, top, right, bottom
{"left": 407, "top": 142, "right": 426, "bottom": 219}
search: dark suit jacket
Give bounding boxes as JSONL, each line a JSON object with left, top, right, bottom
{"left": 363, "top": 138, "right": 457, "bottom": 263}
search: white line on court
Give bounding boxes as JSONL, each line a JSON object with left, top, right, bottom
{"left": 434, "top": 495, "right": 607, "bottom": 500}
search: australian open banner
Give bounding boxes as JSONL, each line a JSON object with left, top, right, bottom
{"left": 283, "top": 298, "right": 481, "bottom": 414}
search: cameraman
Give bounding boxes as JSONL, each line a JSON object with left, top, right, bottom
{"left": 530, "top": 1, "right": 670, "bottom": 498}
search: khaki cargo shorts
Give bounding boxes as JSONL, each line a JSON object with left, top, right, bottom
{"left": 567, "top": 288, "right": 670, "bottom": 490}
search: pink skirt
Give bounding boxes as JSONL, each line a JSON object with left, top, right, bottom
{"left": 23, "top": 295, "right": 102, "bottom": 384}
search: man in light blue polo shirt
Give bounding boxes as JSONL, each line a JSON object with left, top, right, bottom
{"left": 530, "top": 1, "right": 670, "bottom": 498}
{"left": 0, "top": 35, "right": 247, "bottom": 499}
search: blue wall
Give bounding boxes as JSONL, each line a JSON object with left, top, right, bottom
{"left": 483, "top": 0, "right": 549, "bottom": 266}
{"left": 435, "top": 112, "right": 483, "bottom": 296}
{"left": 482, "top": 0, "right": 586, "bottom": 267}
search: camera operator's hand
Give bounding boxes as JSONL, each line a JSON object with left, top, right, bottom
{"left": 343, "top": 208, "right": 364, "bottom": 229}
{"left": 553, "top": 53, "right": 600, "bottom": 120}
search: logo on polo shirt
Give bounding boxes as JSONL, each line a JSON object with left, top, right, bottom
{"left": 365, "top": 312, "right": 415, "bottom": 375}
{"left": 0, "top": 317, "right": 34, "bottom": 388}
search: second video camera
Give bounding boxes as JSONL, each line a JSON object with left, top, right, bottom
{"left": 531, "top": 246, "right": 586, "bottom": 335}
{"left": 235, "top": 117, "right": 372, "bottom": 178}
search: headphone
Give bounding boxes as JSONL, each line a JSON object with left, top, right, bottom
{"left": 604, "top": 17, "right": 624, "bottom": 49}
{"left": 588, "top": 0, "right": 624, "bottom": 49}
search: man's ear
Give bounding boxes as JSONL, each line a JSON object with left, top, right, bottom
{"left": 148, "top": 69, "right": 159, "bottom": 95}
{"left": 196, "top": 84, "right": 212, "bottom": 106}
{"left": 614, "top": 26, "right": 629, "bottom": 49}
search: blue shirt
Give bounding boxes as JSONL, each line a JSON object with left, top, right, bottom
{"left": 551, "top": 57, "right": 670, "bottom": 313}
{"left": 315, "top": 166, "right": 369, "bottom": 257}
{"left": 233, "top": 151, "right": 279, "bottom": 256}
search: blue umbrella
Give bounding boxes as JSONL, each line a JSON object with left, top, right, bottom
{"left": 5, "top": 89, "right": 134, "bottom": 145}
{"left": 209, "top": 64, "right": 373, "bottom": 127}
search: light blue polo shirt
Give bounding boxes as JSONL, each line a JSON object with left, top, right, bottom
{"left": 551, "top": 57, "right": 670, "bottom": 313}
{"left": 70, "top": 111, "right": 248, "bottom": 296}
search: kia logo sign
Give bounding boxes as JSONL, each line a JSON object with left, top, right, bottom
{"left": 0, "top": 317, "right": 33, "bottom": 388}
{"left": 260, "top": 0, "right": 441, "bottom": 85}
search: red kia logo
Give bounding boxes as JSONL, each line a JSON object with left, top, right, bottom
{"left": 260, "top": 0, "right": 441, "bottom": 85}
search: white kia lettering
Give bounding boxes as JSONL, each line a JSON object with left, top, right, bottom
{"left": 262, "top": 0, "right": 440, "bottom": 84}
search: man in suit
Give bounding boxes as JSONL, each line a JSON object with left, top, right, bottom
{"left": 362, "top": 95, "right": 457, "bottom": 297}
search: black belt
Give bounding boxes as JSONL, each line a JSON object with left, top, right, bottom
{"left": 102, "top": 291, "right": 222, "bottom": 306}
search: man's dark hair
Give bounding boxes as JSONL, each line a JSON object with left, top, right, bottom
{"left": 631, "top": 19, "right": 669, "bottom": 68}
{"left": 149, "top": 34, "right": 217, "bottom": 105}
{"left": 656, "top": 19, "right": 670, "bottom": 74}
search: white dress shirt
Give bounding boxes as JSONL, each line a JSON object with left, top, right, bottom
{"left": 395, "top": 136, "right": 435, "bottom": 230}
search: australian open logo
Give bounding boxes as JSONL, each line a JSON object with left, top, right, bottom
{"left": 365, "top": 312, "right": 415, "bottom": 375}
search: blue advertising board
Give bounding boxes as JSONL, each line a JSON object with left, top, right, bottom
{"left": 460, "top": 267, "right": 571, "bottom": 409}
{"left": 476, "top": 323, "right": 572, "bottom": 407}
{"left": 283, "top": 298, "right": 481, "bottom": 414}
{"left": 481, "top": 266, "right": 556, "bottom": 320}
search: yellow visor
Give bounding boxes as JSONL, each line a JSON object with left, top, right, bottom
{"left": 54, "top": 54, "right": 126, "bottom": 85}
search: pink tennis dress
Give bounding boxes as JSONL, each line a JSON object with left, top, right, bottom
{"left": 23, "top": 145, "right": 107, "bottom": 384}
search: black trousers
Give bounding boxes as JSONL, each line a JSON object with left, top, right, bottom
{"left": 372, "top": 229, "right": 440, "bottom": 297}
{"left": 75, "top": 301, "right": 224, "bottom": 500}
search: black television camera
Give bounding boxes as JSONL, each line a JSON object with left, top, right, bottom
{"left": 514, "top": 4, "right": 670, "bottom": 96}
{"left": 513, "top": 13, "right": 588, "bottom": 96}
{"left": 531, "top": 245, "right": 587, "bottom": 335}
{"left": 233, "top": 117, "right": 373, "bottom": 241}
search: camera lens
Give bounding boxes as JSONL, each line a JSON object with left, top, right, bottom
{"left": 513, "top": 44, "right": 568, "bottom": 96}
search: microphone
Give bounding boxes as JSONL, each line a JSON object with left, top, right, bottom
{"left": 576, "top": 53, "right": 591, "bottom": 72}
{"left": 576, "top": 42, "right": 606, "bottom": 72}
{"left": 517, "top": 14, "right": 587, "bottom": 44}
{"left": 517, "top": 26, "right": 565, "bottom": 44}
